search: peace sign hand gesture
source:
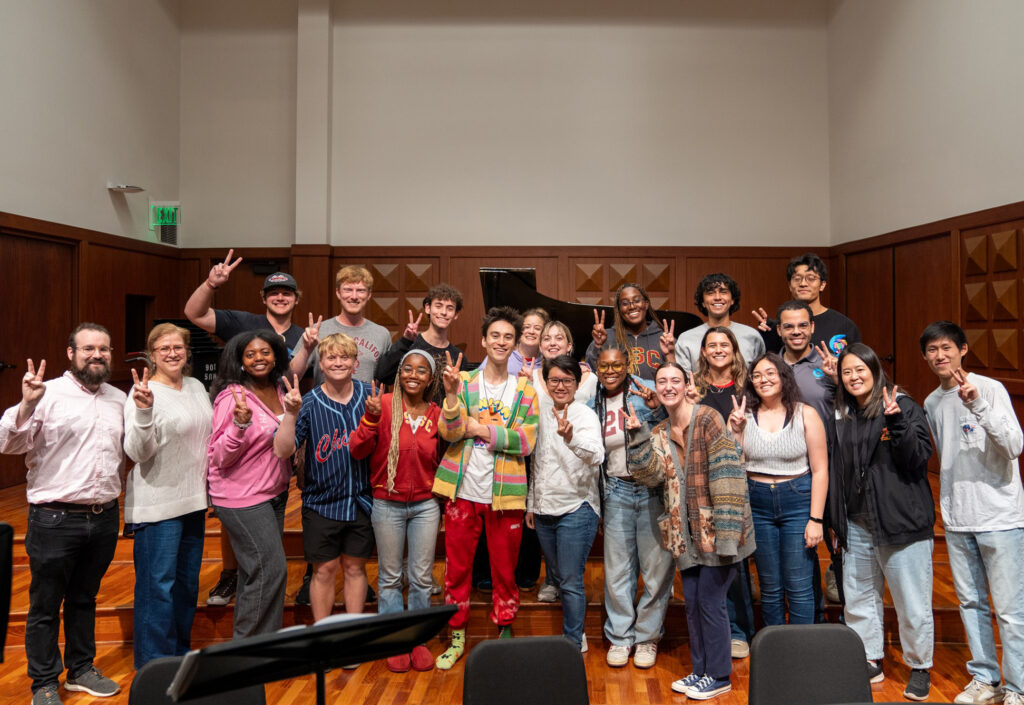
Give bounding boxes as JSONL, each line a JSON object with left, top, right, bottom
{"left": 282, "top": 374, "right": 303, "bottom": 415}
{"left": 443, "top": 351, "right": 464, "bottom": 398}
{"left": 553, "top": 406, "right": 574, "bottom": 444}
{"left": 131, "top": 367, "right": 153, "bottom": 409}
{"left": 207, "top": 249, "right": 243, "bottom": 289}
{"left": 631, "top": 378, "right": 659, "bottom": 410}
{"left": 365, "top": 380, "right": 384, "bottom": 416}
{"left": 229, "top": 385, "right": 252, "bottom": 426}
{"left": 952, "top": 368, "right": 978, "bottom": 404}
{"left": 816, "top": 341, "right": 838, "bottom": 381}
{"left": 881, "top": 385, "right": 902, "bottom": 415}
{"left": 751, "top": 307, "right": 771, "bottom": 332}
{"left": 729, "top": 395, "right": 747, "bottom": 435}
{"left": 302, "top": 313, "right": 323, "bottom": 352}
{"left": 592, "top": 309, "right": 608, "bottom": 347}
{"left": 403, "top": 310, "right": 424, "bottom": 341}
{"left": 519, "top": 356, "right": 538, "bottom": 380}
{"left": 623, "top": 402, "right": 642, "bottom": 431}
{"left": 658, "top": 317, "right": 676, "bottom": 357}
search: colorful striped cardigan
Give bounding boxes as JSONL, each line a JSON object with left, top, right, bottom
{"left": 432, "top": 370, "right": 538, "bottom": 511}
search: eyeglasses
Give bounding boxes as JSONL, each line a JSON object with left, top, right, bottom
{"left": 75, "top": 345, "right": 112, "bottom": 356}
{"left": 400, "top": 365, "right": 430, "bottom": 375}
{"left": 597, "top": 361, "right": 626, "bottom": 373}
{"left": 154, "top": 345, "right": 186, "bottom": 356}
{"left": 790, "top": 274, "right": 821, "bottom": 285}
{"left": 750, "top": 370, "right": 780, "bottom": 382}
{"left": 619, "top": 296, "right": 646, "bottom": 309}
{"left": 547, "top": 377, "right": 576, "bottom": 388}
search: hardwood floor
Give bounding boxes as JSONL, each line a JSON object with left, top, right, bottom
{"left": 0, "top": 479, "right": 999, "bottom": 703}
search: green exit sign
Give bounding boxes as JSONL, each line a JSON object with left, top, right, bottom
{"left": 150, "top": 202, "right": 181, "bottom": 229}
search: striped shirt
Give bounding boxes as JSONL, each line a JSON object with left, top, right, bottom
{"left": 294, "top": 383, "right": 373, "bottom": 521}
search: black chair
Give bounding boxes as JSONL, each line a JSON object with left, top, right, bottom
{"left": 463, "top": 636, "right": 589, "bottom": 705}
{"left": 129, "top": 656, "right": 266, "bottom": 705}
{"left": 748, "top": 624, "right": 872, "bottom": 705}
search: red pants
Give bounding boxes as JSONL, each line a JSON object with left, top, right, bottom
{"left": 443, "top": 498, "right": 523, "bottom": 628}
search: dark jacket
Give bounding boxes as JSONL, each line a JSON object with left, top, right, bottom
{"left": 827, "top": 394, "right": 935, "bottom": 549}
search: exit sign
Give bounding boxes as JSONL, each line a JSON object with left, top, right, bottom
{"left": 150, "top": 201, "right": 181, "bottom": 229}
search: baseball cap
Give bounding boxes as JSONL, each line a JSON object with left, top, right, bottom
{"left": 263, "top": 272, "right": 298, "bottom": 293}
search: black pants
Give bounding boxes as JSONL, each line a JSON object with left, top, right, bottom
{"left": 25, "top": 503, "right": 119, "bottom": 691}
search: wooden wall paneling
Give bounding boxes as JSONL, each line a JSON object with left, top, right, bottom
{"left": 566, "top": 256, "right": 676, "bottom": 311}
{"left": 0, "top": 233, "right": 75, "bottom": 488}
{"left": 198, "top": 248, "right": 293, "bottom": 332}
{"left": 844, "top": 248, "right": 895, "bottom": 380}
{"left": 288, "top": 245, "right": 333, "bottom": 324}
{"left": 683, "top": 255, "right": 796, "bottom": 333}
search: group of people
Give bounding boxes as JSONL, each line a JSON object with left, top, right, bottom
{"left": 1, "top": 252, "right": 1021, "bottom": 705}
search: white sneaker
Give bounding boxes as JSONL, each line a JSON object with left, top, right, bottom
{"left": 1003, "top": 691, "right": 1022, "bottom": 705}
{"left": 730, "top": 638, "right": 749, "bottom": 659}
{"left": 606, "top": 644, "right": 630, "bottom": 667}
{"left": 537, "top": 583, "right": 560, "bottom": 602}
{"left": 580, "top": 634, "right": 588, "bottom": 653}
{"left": 955, "top": 678, "right": 1004, "bottom": 705}
{"left": 633, "top": 641, "right": 658, "bottom": 669}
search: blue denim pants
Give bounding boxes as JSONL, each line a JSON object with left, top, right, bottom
{"left": 132, "top": 510, "right": 206, "bottom": 669}
{"left": 371, "top": 497, "right": 441, "bottom": 615}
{"left": 842, "top": 520, "right": 934, "bottom": 667}
{"left": 747, "top": 473, "right": 816, "bottom": 625}
{"left": 534, "top": 503, "right": 600, "bottom": 648}
{"left": 946, "top": 528, "right": 1024, "bottom": 693}
{"left": 602, "top": 476, "right": 674, "bottom": 646}
{"left": 681, "top": 563, "right": 737, "bottom": 680}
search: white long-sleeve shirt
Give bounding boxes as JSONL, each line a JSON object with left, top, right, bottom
{"left": 924, "top": 372, "right": 1024, "bottom": 532}
{"left": 0, "top": 371, "right": 126, "bottom": 504}
{"left": 527, "top": 400, "right": 605, "bottom": 517}
{"left": 123, "top": 377, "right": 212, "bottom": 524}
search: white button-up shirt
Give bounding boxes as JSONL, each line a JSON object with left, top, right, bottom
{"left": 527, "top": 401, "right": 605, "bottom": 517}
{"left": 0, "top": 371, "right": 126, "bottom": 504}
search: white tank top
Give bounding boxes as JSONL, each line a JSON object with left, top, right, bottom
{"left": 742, "top": 403, "right": 810, "bottom": 477}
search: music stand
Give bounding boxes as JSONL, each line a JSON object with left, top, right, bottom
{"left": 168, "top": 605, "right": 455, "bottom": 704}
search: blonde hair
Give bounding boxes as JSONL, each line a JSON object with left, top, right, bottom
{"left": 386, "top": 351, "right": 439, "bottom": 492}
{"left": 145, "top": 323, "right": 191, "bottom": 376}
{"left": 317, "top": 333, "right": 358, "bottom": 360}
{"left": 335, "top": 265, "right": 374, "bottom": 290}
{"left": 541, "top": 320, "right": 574, "bottom": 355}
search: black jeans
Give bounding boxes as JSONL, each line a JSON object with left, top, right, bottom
{"left": 25, "top": 503, "right": 119, "bottom": 692}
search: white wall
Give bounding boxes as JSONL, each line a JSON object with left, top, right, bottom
{"left": 0, "top": 0, "right": 180, "bottom": 241}
{"left": 828, "top": 0, "right": 1024, "bottom": 244}
{"left": 329, "top": 2, "right": 831, "bottom": 247}
{"left": 178, "top": 0, "right": 297, "bottom": 248}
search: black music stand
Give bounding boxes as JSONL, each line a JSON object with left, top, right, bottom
{"left": 168, "top": 605, "right": 455, "bottom": 704}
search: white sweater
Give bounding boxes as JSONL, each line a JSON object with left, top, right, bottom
{"left": 123, "top": 376, "right": 212, "bottom": 524}
{"left": 528, "top": 400, "right": 605, "bottom": 517}
{"left": 924, "top": 373, "right": 1024, "bottom": 532}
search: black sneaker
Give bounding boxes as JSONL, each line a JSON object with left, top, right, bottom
{"left": 867, "top": 660, "right": 884, "bottom": 684}
{"left": 904, "top": 669, "right": 930, "bottom": 701}
{"left": 366, "top": 584, "right": 377, "bottom": 603}
{"left": 208, "top": 569, "right": 237, "bottom": 606}
{"left": 295, "top": 572, "right": 312, "bottom": 606}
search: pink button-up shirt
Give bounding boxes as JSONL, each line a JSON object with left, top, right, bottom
{"left": 0, "top": 371, "right": 126, "bottom": 504}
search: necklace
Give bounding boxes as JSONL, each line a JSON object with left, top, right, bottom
{"left": 481, "top": 375, "right": 510, "bottom": 415}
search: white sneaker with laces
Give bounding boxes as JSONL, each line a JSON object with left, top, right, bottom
{"left": 580, "top": 634, "right": 588, "bottom": 653}
{"left": 1003, "top": 691, "right": 1022, "bottom": 705}
{"left": 633, "top": 642, "right": 658, "bottom": 669}
{"left": 606, "top": 644, "right": 630, "bottom": 667}
{"left": 955, "top": 678, "right": 1004, "bottom": 705}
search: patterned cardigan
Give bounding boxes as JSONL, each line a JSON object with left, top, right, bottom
{"left": 432, "top": 369, "right": 539, "bottom": 511}
{"left": 628, "top": 405, "right": 754, "bottom": 565}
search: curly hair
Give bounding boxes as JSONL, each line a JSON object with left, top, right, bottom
{"left": 481, "top": 306, "right": 524, "bottom": 342}
{"left": 209, "top": 329, "right": 290, "bottom": 401}
{"left": 693, "top": 274, "right": 741, "bottom": 317}
{"left": 744, "top": 352, "right": 801, "bottom": 424}
{"left": 693, "top": 326, "right": 746, "bottom": 398}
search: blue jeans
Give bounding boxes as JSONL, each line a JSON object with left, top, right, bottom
{"left": 747, "top": 474, "right": 815, "bottom": 625}
{"left": 371, "top": 497, "right": 441, "bottom": 615}
{"left": 24, "top": 503, "right": 119, "bottom": 693}
{"left": 534, "top": 503, "right": 600, "bottom": 648}
{"left": 602, "top": 476, "right": 675, "bottom": 646}
{"left": 215, "top": 491, "right": 288, "bottom": 639}
{"left": 946, "top": 528, "right": 1024, "bottom": 693}
{"left": 842, "top": 520, "right": 934, "bottom": 667}
{"left": 132, "top": 510, "right": 206, "bottom": 668}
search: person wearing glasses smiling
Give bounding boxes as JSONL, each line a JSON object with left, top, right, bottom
{"left": 585, "top": 283, "right": 676, "bottom": 380}
{"left": 123, "top": 323, "right": 213, "bottom": 670}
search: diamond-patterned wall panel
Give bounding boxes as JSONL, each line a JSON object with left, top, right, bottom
{"left": 992, "top": 329, "right": 1019, "bottom": 370}
{"left": 964, "top": 282, "right": 988, "bottom": 321}
{"left": 991, "top": 279, "right": 1019, "bottom": 320}
{"left": 608, "top": 264, "right": 638, "bottom": 291}
{"left": 368, "top": 263, "right": 400, "bottom": 291}
{"left": 964, "top": 329, "right": 989, "bottom": 369}
{"left": 963, "top": 235, "right": 988, "bottom": 276}
{"left": 574, "top": 295, "right": 605, "bottom": 306}
{"left": 649, "top": 296, "right": 670, "bottom": 311}
{"left": 643, "top": 263, "right": 671, "bottom": 292}
{"left": 575, "top": 264, "right": 603, "bottom": 292}
{"left": 406, "top": 296, "right": 425, "bottom": 315}
{"left": 991, "top": 230, "right": 1018, "bottom": 272}
{"left": 405, "top": 263, "right": 433, "bottom": 291}
{"left": 368, "top": 296, "right": 400, "bottom": 327}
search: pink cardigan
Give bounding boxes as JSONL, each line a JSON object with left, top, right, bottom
{"left": 207, "top": 384, "right": 291, "bottom": 508}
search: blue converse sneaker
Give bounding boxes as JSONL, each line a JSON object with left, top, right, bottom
{"left": 671, "top": 673, "right": 703, "bottom": 695}
{"left": 688, "top": 675, "right": 732, "bottom": 700}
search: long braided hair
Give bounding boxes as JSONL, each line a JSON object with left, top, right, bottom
{"left": 593, "top": 343, "right": 635, "bottom": 477}
{"left": 385, "top": 351, "right": 440, "bottom": 493}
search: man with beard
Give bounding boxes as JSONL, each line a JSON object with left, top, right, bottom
{"left": 0, "top": 324, "right": 125, "bottom": 705}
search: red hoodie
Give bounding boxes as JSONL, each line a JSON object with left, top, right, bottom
{"left": 348, "top": 394, "right": 443, "bottom": 502}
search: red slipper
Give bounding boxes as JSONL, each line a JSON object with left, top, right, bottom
{"left": 387, "top": 653, "right": 411, "bottom": 673}
{"left": 410, "top": 645, "right": 434, "bottom": 671}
